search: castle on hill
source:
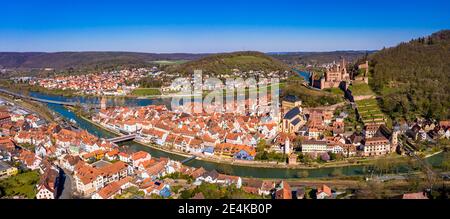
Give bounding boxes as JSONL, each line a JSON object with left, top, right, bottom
{"left": 310, "top": 59, "right": 350, "bottom": 90}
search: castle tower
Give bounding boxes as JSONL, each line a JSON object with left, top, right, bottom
{"left": 341, "top": 58, "right": 350, "bottom": 80}
{"left": 390, "top": 130, "right": 399, "bottom": 152}
{"left": 320, "top": 77, "right": 325, "bottom": 89}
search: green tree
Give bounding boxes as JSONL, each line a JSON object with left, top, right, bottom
{"left": 370, "top": 30, "right": 450, "bottom": 121}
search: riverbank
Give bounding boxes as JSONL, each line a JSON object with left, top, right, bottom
{"left": 0, "top": 92, "right": 55, "bottom": 122}
{"left": 74, "top": 108, "right": 443, "bottom": 171}
{"left": 4, "top": 87, "right": 444, "bottom": 179}
{"left": 73, "top": 111, "right": 193, "bottom": 159}
{"left": 1, "top": 81, "right": 165, "bottom": 100}
{"left": 0, "top": 81, "right": 79, "bottom": 98}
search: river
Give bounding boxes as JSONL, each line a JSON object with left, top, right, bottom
{"left": 294, "top": 69, "right": 311, "bottom": 82}
{"left": 9, "top": 90, "right": 447, "bottom": 179}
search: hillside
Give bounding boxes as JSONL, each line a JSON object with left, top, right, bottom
{"left": 369, "top": 30, "right": 450, "bottom": 120}
{"left": 270, "top": 50, "right": 375, "bottom": 66}
{"left": 282, "top": 74, "right": 343, "bottom": 107}
{"left": 0, "top": 52, "right": 207, "bottom": 70}
{"left": 165, "top": 51, "right": 291, "bottom": 76}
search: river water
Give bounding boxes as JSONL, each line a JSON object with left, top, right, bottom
{"left": 294, "top": 69, "right": 311, "bottom": 82}
{"left": 16, "top": 90, "right": 446, "bottom": 179}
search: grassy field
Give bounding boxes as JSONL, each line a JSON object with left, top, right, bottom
{"left": 284, "top": 82, "right": 344, "bottom": 107}
{"left": 0, "top": 170, "right": 40, "bottom": 199}
{"left": 131, "top": 88, "right": 162, "bottom": 96}
{"left": 349, "top": 81, "right": 375, "bottom": 96}
{"left": 114, "top": 186, "right": 145, "bottom": 199}
{"left": 324, "top": 87, "right": 345, "bottom": 96}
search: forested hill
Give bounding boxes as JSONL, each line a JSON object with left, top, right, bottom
{"left": 0, "top": 52, "right": 208, "bottom": 69}
{"left": 165, "top": 51, "right": 291, "bottom": 76}
{"left": 270, "top": 50, "right": 375, "bottom": 66}
{"left": 369, "top": 30, "right": 450, "bottom": 121}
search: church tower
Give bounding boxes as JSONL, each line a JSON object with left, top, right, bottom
{"left": 284, "top": 138, "right": 291, "bottom": 154}
{"left": 390, "top": 129, "right": 400, "bottom": 152}
{"left": 341, "top": 58, "right": 350, "bottom": 80}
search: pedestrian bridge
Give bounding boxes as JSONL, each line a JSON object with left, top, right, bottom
{"left": 107, "top": 134, "right": 136, "bottom": 143}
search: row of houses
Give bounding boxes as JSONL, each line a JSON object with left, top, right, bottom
{"left": 300, "top": 124, "right": 396, "bottom": 158}
{"left": 0, "top": 97, "right": 253, "bottom": 200}
{"left": 277, "top": 96, "right": 404, "bottom": 159}
{"left": 241, "top": 179, "right": 335, "bottom": 199}
{"left": 92, "top": 104, "right": 279, "bottom": 160}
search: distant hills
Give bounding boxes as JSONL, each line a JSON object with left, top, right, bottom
{"left": 369, "top": 30, "right": 450, "bottom": 120}
{"left": 165, "top": 51, "right": 291, "bottom": 76}
{"left": 0, "top": 50, "right": 376, "bottom": 71}
{"left": 0, "top": 52, "right": 208, "bottom": 70}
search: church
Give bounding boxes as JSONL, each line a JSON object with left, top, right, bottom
{"left": 280, "top": 95, "right": 306, "bottom": 134}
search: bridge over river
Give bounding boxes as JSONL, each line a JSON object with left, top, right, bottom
{"left": 1, "top": 87, "right": 446, "bottom": 179}
{"left": 107, "top": 134, "right": 136, "bottom": 143}
{"left": 181, "top": 155, "right": 197, "bottom": 164}
{"left": 0, "top": 88, "right": 100, "bottom": 108}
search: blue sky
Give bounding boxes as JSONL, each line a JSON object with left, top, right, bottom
{"left": 1, "top": 0, "right": 449, "bottom": 53}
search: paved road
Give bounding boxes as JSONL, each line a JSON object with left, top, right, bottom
{"left": 57, "top": 167, "right": 73, "bottom": 199}
{"left": 282, "top": 179, "right": 360, "bottom": 188}
{"left": 374, "top": 175, "right": 407, "bottom": 182}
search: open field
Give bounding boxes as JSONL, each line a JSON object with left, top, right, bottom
{"left": 324, "top": 87, "right": 345, "bottom": 96}
{"left": 349, "top": 81, "right": 375, "bottom": 96}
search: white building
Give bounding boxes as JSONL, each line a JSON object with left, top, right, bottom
{"left": 301, "top": 140, "right": 328, "bottom": 153}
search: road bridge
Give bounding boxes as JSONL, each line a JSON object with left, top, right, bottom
{"left": 107, "top": 134, "right": 136, "bottom": 143}
{"left": 0, "top": 88, "right": 99, "bottom": 108}
{"left": 181, "top": 155, "right": 197, "bottom": 164}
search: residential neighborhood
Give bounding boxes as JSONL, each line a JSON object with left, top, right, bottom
{"left": 1, "top": 58, "right": 449, "bottom": 200}
{"left": 89, "top": 89, "right": 450, "bottom": 167}
{"left": 1, "top": 2, "right": 450, "bottom": 218}
{"left": 28, "top": 68, "right": 151, "bottom": 96}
